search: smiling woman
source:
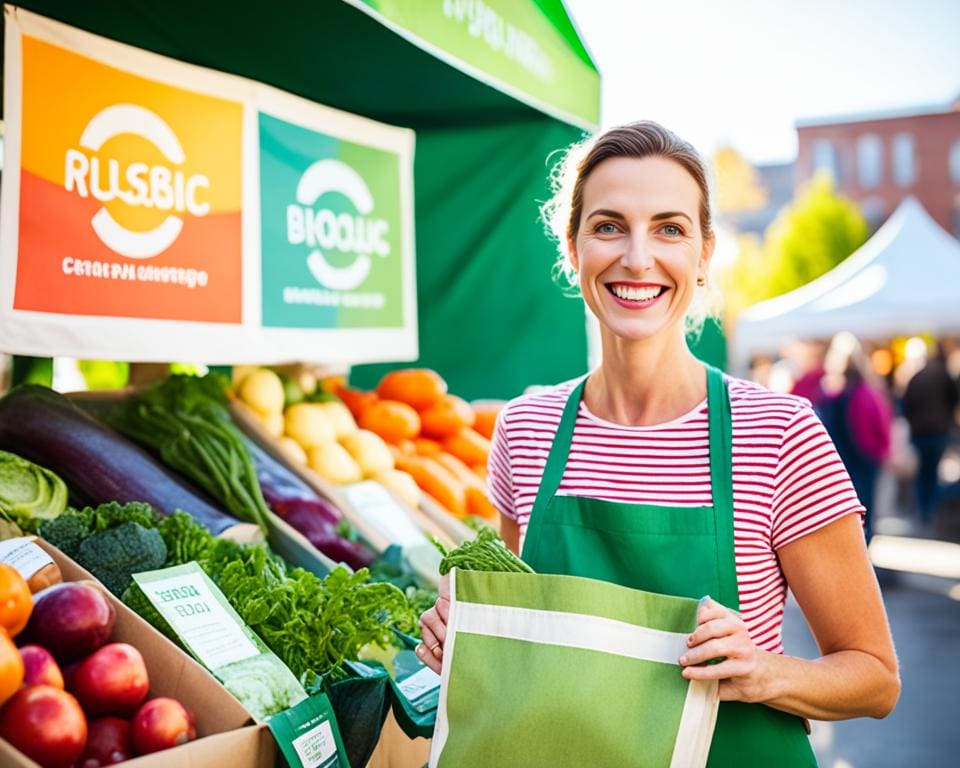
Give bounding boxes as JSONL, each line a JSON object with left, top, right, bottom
{"left": 418, "top": 122, "right": 900, "bottom": 767}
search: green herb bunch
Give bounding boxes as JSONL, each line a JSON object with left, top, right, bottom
{"left": 216, "top": 547, "right": 411, "bottom": 679}
{"left": 432, "top": 527, "right": 534, "bottom": 575}
{"left": 107, "top": 374, "right": 270, "bottom": 530}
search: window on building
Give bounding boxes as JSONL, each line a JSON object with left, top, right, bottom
{"left": 892, "top": 133, "right": 916, "bottom": 187}
{"left": 950, "top": 139, "right": 960, "bottom": 185}
{"left": 856, "top": 134, "right": 883, "bottom": 188}
{"left": 861, "top": 197, "right": 886, "bottom": 230}
{"left": 812, "top": 139, "right": 839, "bottom": 181}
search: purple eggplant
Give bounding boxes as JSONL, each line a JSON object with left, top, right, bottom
{"left": 281, "top": 506, "right": 376, "bottom": 571}
{"left": 0, "top": 386, "right": 240, "bottom": 535}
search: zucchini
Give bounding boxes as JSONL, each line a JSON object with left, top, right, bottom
{"left": 0, "top": 386, "right": 240, "bottom": 535}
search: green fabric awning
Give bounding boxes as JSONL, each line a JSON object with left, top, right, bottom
{"left": 2, "top": 0, "right": 599, "bottom": 399}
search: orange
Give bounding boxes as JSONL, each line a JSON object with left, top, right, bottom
{"left": 420, "top": 395, "right": 476, "bottom": 439}
{"left": 413, "top": 437, "right": 443, "bottom": 457}
{"left": 359, "top": 400, "right": 422, "bottom": 444}
{"left": 0, "top": 564, "right": 32, "bottom": 638}
{"left": 472, "top": 405, "right": 502, "bottom": 440}
{"left": 332, "top": 384, "right": 379, "bottom": 421}
{"left": 376, "top": 369, "right": 447, "bottom": 411}
{"left": 0, "top": 629, "right": 23, "bottom": 707}
{"left": 443, "top": 428, "right": 491, "bottom": 468}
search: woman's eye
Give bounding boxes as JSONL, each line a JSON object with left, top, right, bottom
{"left": 660, "top": 223, "right": 683, "bottom": 236}
{"left": 597, "top": 222, "right": 619, "bottom": 234}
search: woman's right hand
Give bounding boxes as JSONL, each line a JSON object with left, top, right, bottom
{"left": 417, "top": 573, "right": 450, "bottom": 674}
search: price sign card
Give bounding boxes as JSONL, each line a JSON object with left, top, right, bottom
{"left": 134, "top": 562, "right": 307, "bottom": 720}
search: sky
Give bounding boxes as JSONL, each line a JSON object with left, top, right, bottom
{"left": 564, "top": 0, "right": 960, "bottom": 165}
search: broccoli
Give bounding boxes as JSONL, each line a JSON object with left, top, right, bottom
{"left": 75, "top": 522, "right": 167, "bottom": 596}
{"left": 86, "top": 501, "right": 160, "bottom": 533}
{"left": 38, "top": 513, "right": 92, "bottom": 558}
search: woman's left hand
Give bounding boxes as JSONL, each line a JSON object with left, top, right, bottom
{"left": 679, "top": 597, "right": 771, "bottom": 703}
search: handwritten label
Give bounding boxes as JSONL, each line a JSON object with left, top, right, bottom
{"left": 135, "top": 569, "right": 259, "bottom": 669}
{"left": 0, "top": 538, "right": 55, "bottom": 580}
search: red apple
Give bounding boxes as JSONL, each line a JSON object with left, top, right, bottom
{"left": 131, "top": 697, "right": 196, "bottom": 755}
{"left": 71, "top": 643, "right": 149, "bottom": 717}
{"left": 0, "top": 685, "right": 88, "bottom": 768}
{"left": 19, "top": 645, "right": 64, "bottom": 689}
{"left": 79, "top": 717, "right": 134, "bottom": 767}
{"left": 24, "top": 583, "right": 115, "bottom": 663}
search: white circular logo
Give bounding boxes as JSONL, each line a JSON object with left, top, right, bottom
{"left": 64, "top": 104, "right": 210, "bottom": 259}
{"left": 286, "top": 159, "right": 389, "bottom": 291}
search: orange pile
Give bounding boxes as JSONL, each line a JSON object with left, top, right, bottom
{"left": 332, "top": 370, "right": 503, "bottom": 522}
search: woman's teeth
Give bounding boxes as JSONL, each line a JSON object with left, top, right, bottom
{"left": 610, "top": 284, "right": 663, "bottom": 301}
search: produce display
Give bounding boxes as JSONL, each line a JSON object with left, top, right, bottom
{"left": 0, "top": 563, "right": 197, "bottom": 768}
{"left": 0, "top": 368, "right": 505, "bottom": 766}
{"left": 234, "top": 367, "right": 504, "bottom": 526}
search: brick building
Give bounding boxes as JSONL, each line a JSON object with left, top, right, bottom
{"left": 795, "top": 99, "right": 960, "bottom": 236}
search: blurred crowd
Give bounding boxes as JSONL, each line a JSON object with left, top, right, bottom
{"left": 748, "top": 334, "right": 960, "bottom": 542}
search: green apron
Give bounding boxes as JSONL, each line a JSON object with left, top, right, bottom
{"left": 520, "top": 367, "right": 817, "bottom": 767}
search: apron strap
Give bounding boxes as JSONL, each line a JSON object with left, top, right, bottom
{"left": 706, "top": 366, "right": 739, "bottom": 611}
{"left": 530, "top": 378, "right": 586, "bottom": 520}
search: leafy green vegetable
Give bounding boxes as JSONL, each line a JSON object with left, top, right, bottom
{"left": 157, "top": 510, "right": 217, "bottom": 565}
{"left": 215, "top": 654, "right": 307, "bottom": 720}
{"left": 432, "top": 527, "right": 534, "bottom": 576}
{"left": 216, "top": 547, "right": 412, "bottom": 679}
{"left": 107, "top": 375, "right": 269, "bottom": 530}
{"left": 75, "top": 522, "right": 167, "bottom": 596}
{"left": 0, "top": 449, "right": 68, "bottom": 531}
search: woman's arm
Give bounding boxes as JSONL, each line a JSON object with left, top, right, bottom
{"left": 501, "top": 514, "right": 520, "bottom": 555}
{"left": 681, "top": 514, "right": 900, "bottom": 720}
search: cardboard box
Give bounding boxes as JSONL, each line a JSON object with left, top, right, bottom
{"left": 0, "top": 540, "right": 274, "bottom": 768}
{"left": 366, "top": 710, "right": 432, "bottom": 768}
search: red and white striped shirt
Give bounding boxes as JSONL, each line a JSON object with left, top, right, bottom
{"left": 487, "top": 375, "right": 864, "bottom": 654}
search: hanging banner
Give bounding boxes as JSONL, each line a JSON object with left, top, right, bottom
{"left": 347, "top": 0, "right": 601, "bottom": 130}
{"left": 0, "top": 5, "right": 416, "bottom": 365}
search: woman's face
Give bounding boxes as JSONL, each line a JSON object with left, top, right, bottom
{"left": 570, "top": 156, "right": 713, "bottom": 344}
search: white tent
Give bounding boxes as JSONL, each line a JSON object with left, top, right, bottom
{"left": 731, "top": 197, "right": 960, "bottom": 372}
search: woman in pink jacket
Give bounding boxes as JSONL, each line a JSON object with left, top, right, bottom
{"left": 817, "top": 333, "right": 892, "bottom": 541}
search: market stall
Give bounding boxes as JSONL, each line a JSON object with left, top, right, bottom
{"left": 0, "top": 2, "right": 602, "bottom": 766}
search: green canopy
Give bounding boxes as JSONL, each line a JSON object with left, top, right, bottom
{"left": 3, "top": 0, "right": 600, "bottom": 399}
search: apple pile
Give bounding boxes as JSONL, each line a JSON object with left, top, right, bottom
{"left": 0, "top": 565, "right": 196, "bottom": 768}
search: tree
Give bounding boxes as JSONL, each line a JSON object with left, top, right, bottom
{"left": 719, "top": 173, "right": 868, "bottom": 324}
{"left": 713, "top": 146, "right": 767, "bottom": 215}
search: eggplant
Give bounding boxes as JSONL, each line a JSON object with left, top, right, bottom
{"left": 0, "top": 386, "right": 241, "bottom": 535}
{"left": 281, "top": 505, "right": 376, "bottom": 571}
{"left": 247, "top": 438, "right": 375, "bottom": 568}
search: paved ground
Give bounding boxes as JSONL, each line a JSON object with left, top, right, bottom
{"left": 782, "top": 567, "right": 960, "bottom": 768}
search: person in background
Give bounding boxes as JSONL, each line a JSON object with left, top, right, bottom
{"left": 419, "top": 122, "right": 899, "bottom": 766}
{"left": 790, "top": 340, "right": 827, "bottom": 407}
{"left": 902, "top": 341, "right": 960, "bottom": 530}
{"left": 817, "top": 333, "right": 892, "bottom": 542}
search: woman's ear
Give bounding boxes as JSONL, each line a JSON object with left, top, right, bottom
{"left": 699, "top": 232, "right": 716, "bottom": 276}
{"left": 567, "top": 236, "right": 579, "bottom": 274}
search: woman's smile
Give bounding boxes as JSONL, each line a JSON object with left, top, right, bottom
{"left": 605, "top": 281, "right": 669, "bottom": 309}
